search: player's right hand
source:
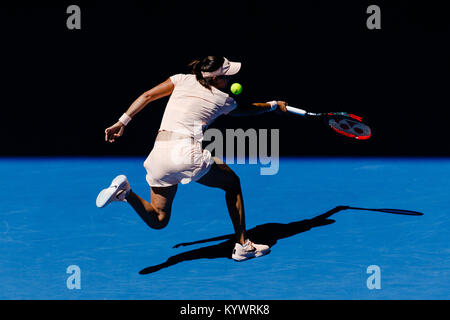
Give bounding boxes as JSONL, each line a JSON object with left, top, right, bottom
{"left": 276, "top": 101, "right": 288, "bottom": 112}
{"left": 105, "top": 122, "right": 125, "bottom": 143}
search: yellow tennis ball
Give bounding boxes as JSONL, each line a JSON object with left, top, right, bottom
{"left": 230, "top": 83, "right": 243, "bottom": 95}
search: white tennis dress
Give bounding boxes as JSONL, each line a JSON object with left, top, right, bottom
{"left": 144, "top": 74, "right": 237, "bottom": 187}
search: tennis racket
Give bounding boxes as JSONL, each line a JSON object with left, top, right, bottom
{"left": 286, "top": 106, "right": 372, "bottom": 140}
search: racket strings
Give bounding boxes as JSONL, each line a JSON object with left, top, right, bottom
{"left": 328, "top": 118, "right": 371, "bottom": 139}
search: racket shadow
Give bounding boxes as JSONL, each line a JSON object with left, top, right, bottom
{"left": 139, "top": 205, "right": 423, "bottom": 274}
{"left": 138, "top": 206, "right": 347, "bottom": 275}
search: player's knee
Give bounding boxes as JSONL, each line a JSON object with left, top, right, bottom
{"left": 153, "top": 220, "right": 168, "bottom": 230}
{"left": 153, "top": 209, "right": 170, "bottom": 230}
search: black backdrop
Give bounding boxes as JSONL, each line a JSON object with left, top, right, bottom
{"left": 1, "top": 0, "right": 449, "bottom": 156}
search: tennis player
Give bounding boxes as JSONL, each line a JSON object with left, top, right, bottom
{"left": 96, "top": 56, "right": 287, "bottom": 262}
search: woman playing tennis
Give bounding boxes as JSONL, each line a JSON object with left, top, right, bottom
{"left": 96, "top": 56, "right": 288, "bottom": 261}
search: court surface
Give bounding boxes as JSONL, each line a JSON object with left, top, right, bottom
{"left": 1, "top": 157, "right": 449, "bottom": 299}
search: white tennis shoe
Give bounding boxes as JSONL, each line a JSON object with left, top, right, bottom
{"left": 232, "top": 240, "right": 270, "bottom": 261}
{"left": 96, "top": 175, "right": 131, "bottom": 208}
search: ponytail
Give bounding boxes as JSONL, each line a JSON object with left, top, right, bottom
{"left": 188, "top": 56, "right": 225, "bottom": 90}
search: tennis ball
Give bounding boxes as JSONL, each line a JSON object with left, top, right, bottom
{"left": 230, "top": 83, "right": 243, "bottom": 95}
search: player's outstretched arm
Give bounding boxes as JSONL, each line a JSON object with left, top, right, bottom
{"left": 124, "top": 78, "right": 174, "bottom": 118}
{"left": 228, "top": 101, "right": 288, "bottom": 117}
{"left": 104, "top": 78, "right": 174, "bottom": 143}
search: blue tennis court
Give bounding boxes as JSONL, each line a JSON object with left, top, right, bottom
{"left": 1, "top": 157, "right": 449, "bottom": 299}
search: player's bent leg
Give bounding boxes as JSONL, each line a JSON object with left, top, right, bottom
{"left": 196, "top": 157, "right": 246, "bottom": 243}
{"left": 196, "top": 157, "right": 270, "bottom": 261}
{"left": 126, "top": 184, "right": 178, "bottom": 230}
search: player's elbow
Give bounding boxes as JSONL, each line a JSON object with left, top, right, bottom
{"left": 141, "top": 91, "right": 153, "bottom": 101}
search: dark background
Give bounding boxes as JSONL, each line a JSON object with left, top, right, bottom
{"left": 1, "top": 0, "right": 449, "bottom": 156}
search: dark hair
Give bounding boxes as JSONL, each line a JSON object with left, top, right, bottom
{"left": 188, "top": 56, "right": 225, "bottom": 90}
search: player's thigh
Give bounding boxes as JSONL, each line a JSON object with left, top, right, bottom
{"left": 150, "top": 184, "right": 178, "bottom": 214}
{"left": 196, "top": 157, "right": 240, "bottom": 191}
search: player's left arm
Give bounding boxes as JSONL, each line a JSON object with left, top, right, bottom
{"left": 228, "top": 101, "right": 288, "bottom": 116}
{"left": 104, "top": 78, "right": 174, "bottom": 143}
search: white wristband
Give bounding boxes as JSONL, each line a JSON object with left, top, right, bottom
{"left": 267, "top": 100, "right": 278, "bottom": 111}
{"left": 119, "top": 113, "right": 132, "bottom": 126}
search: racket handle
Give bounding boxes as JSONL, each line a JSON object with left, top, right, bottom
{"left": 286, "top": 106, "right": 307, "bottom": 116}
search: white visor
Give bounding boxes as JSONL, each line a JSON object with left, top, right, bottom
{"left": 201, "top": 57, "right": 241, "bottom": 78}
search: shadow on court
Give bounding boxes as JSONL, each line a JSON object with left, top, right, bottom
{"left": 139, "top": 206, "right": 347, "bottom": 274}
{"left": 139, "top": 205, "right": 423, "bottom": 275}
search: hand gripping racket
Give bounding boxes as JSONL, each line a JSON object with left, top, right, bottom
{"left": 286, "top": 106, "right": 372, "bottom": 140}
